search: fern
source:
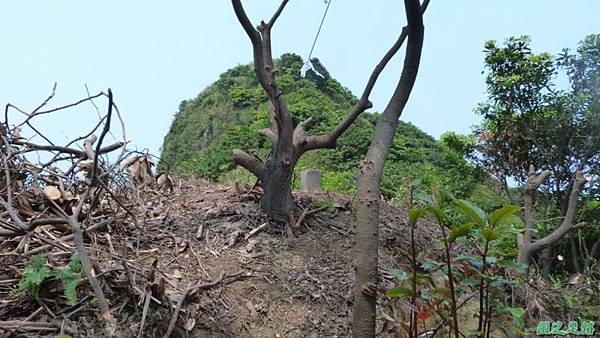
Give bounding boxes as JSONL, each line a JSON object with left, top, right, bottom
{"left": 56, "top": 253, "right": 83, "bottom": 305}
{"left": 13, "top": 253, "right": 83, "bottom": 305}
{"left": 13, "top": 254, "right": 55, "bottom": 299}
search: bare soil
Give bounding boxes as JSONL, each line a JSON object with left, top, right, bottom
{"left": 1, "top": 178, "right": 444, "bottom": 337}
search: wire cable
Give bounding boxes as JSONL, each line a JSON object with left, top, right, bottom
{"left": 307, "top": 0, "right": 333, "bottom": 60}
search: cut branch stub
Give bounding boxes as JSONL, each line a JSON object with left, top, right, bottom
{"left": 232, "top": 149, "right": 265, "bottom": 179}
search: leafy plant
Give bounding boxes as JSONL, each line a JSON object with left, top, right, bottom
{"left": 13, "top": 253, "right": 83, "bottom": 305}
{"left": 13, "top": 254, "right": 54, "bottom": 300}
{"left": 386, "top": 186, "right": 526, "bottom": 337}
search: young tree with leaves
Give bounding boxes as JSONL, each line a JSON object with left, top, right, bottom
{"left": 474, "top": 35, "right": 600, "bottom": 274}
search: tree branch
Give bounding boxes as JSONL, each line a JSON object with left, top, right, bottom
{"left": 301, "top": 1, "right": 430, "bottom": 152}
{"left": 522, "top": 166, "right": 551, "bottom": 245}
{"left": 231, "top": 0, "right": 269, "bottom": 89}
{"left": 90, "top": 89, "right": 114, "bottom": 187}
{"left": 292, "top": 117, "right": 314, "bottom": 148}
{"left": 259, "top": 128, "right": 277, "bottom": 143}
{"left": 559, "top": 170, "right": 586, "bottom": 229}
{"left": 233, "top": 149, "right": 265, "bottom": 179}
{"left": 525, "top": 171, "right": 587, "bottom": 256}
{"left": 13, "top": 140, "right": 126, "bottom": 158}
{"left": 267, "top": 0, "right": 290, "bottom": 28}
{"left": 231, "top": 0, "right": 294, "bottom": 154}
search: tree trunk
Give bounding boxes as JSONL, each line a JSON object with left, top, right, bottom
{"left": 353, "top": 1, "right": 425, "bottom": 336}
{"left": 230, "top": 0, "right": 429, "bottom": 221}
{"left": 540, "top": 246, "right": 553, "bottom": 275}
{"left": 518, "top": 169, "right": 587, "bottom": 277}
{"left": 354, "top": 160, "right": 382, "bottom": 337}
{"left": 259, "top": 159, "right": 295, "bottom": 218}
{"left": 517, "top": 245, "right": 532, "bottom": 266}
{"left": 569, "top": 237, "right": 582, "bottom": 273}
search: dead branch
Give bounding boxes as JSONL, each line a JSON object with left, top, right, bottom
{"left": 162, "top": 270, "right": 249, "bottom": 338}
{"left": 245, "top": 222, "right": 268, "bottom": 240}
{"left": 294, "top": 206, "right": 326, "bottom": 229}
{"left": 0, "top": 320, "right": 57, "bottom": 331}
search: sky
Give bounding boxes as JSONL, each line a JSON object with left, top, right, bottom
{"left": 0, "top": 1, "right": 598, "bottom": 157}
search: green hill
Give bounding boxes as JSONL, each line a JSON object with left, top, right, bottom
{"left": 161, "top": 53, "right": 483, "bottom": 199}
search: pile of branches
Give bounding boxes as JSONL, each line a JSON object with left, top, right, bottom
{"left": 0, "top": 87, "right": 170, "bottom": 335}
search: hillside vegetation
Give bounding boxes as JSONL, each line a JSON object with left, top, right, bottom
{"left": 161, "top": 53, "right": 484, "bottom": 199}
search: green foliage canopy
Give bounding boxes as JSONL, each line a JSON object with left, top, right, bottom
{"left": 474, "top": 35, "right": 600, "bottom": 196}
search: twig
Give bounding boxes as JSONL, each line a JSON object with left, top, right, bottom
{"left": 21, "top": 218, "right": 110, "bottom": 257}
{"left": 57, "top": 90, "right": 117, "bottom": 329}
{"left": 294, "top": 206, "right": 326, "bottom": 229}
{"left": 163, "top": 271, "right": 248, "bottom": 338}
{"left": 138, "top": 287, "right": 153, "bottom": 338}
{"left": 245, "top": 222, "right": 268, "bottom": 240}
{"left": 0, "top": 320, "right": 57, "bottom": 331}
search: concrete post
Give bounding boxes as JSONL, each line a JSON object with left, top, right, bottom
{"left": 300, "top": 170, "right": 322, "bottom": 193}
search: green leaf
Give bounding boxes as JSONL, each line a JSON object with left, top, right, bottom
{"left": 503, "top": 306, "right": 525, "bottom": 318}
{"left": 67, "top": 253, "right": 81, "bottom": 272}
{"left": 432, "top": 189, "right": 454, "bottom": 208}
{"left": 482, "top": 227, "right": 501, "bottom": 241}
{"left": 60, "top": 274, "right": 81, "bottom": 305}
{"left": 426, "top": 205, "right": 444, "bottom": 224}
{"left": 408, "top": 208, "right": 426, "bottom": 226}
{"left": 433, "top": 287, "right": 450, "bottom": 296}
{"left": 462, "top": 278, "right": 479, "bottom": 287}
{"left": 457, "top": 255, "right": 497, "bottom": 269}
{"left": 391, "top": 269, "right": 410, "bottom": 281}
{"left": 498, "top": 260, "right": 527, "bottom": 274}
{"left": 386, "top": 287, "right": 413, "bottom": 298}
{"left": 489, "top": 205, "right": 521, "bottom": 226}
{"left": 414, "top": 190, "right": 433, "bottom": 204}
{"left": 56, "top": 253, "right": 83, "bottom": 305}
{"left": 31, "top": 254, "right": 48, "bottom": 270}
{"left": 13, "top": 255, "right": 56, "bottom": 299}
{"left": 467, "top": 330, "right": 485, "bottom": 337}
{"left": 421, "top": 260, "right": 444, "bottom": 272}
{"left": 490, "top": 277, "right": 519, "bottom": 287}
{"left": 454, "top": 200, "right": 485, "bottom": 226}
{"left": 448, "top": 223, "right": 473, "bottom": 243}
{"left": 486, "top": 256, "right": 498, "bottom": 264}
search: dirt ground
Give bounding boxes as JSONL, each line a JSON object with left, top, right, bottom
{"left": 1, "top": 178, "right": 443, "bottom": 337}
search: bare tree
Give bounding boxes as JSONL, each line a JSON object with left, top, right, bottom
{"left": 352, "top": 0, "right": 426, "bottom": 336}
{"left": 230, "top": 0, "right": 426, "bottom": 219}
{"left": 517, "top": 165, "right": 588, "bottom": 275}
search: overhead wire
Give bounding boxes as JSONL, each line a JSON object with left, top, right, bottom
{"left": 307, "top": 0, "right": 333, "bottom": 60}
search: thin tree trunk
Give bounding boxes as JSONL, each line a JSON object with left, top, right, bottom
{"left": 353, "top": 1, "right": 425, "bottom": 336}
{"left": 569, "top": 237, "right": 582, "bottom": 273}
{"left": 540, "top": 246, "right": 553, "bottom": 275}
{"left": 518, "top": 169, "right": 587, "bottom": 276}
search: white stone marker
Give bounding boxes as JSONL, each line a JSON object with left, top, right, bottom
{"left": 300, "top": 170, "right": 322, "bottom": 193}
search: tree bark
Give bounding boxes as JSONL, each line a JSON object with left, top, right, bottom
{"left": 353, "top": 0, "right": 425, "bottom": 336}
{"left": 259, "top": 156, "right": 296, "bottom": 217}
{"left": 518, "top": 167, "right": 587, "bottom": 276}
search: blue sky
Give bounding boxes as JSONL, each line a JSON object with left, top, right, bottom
{"left": 0, "top": 1, "right": 598, "bottom": 156}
